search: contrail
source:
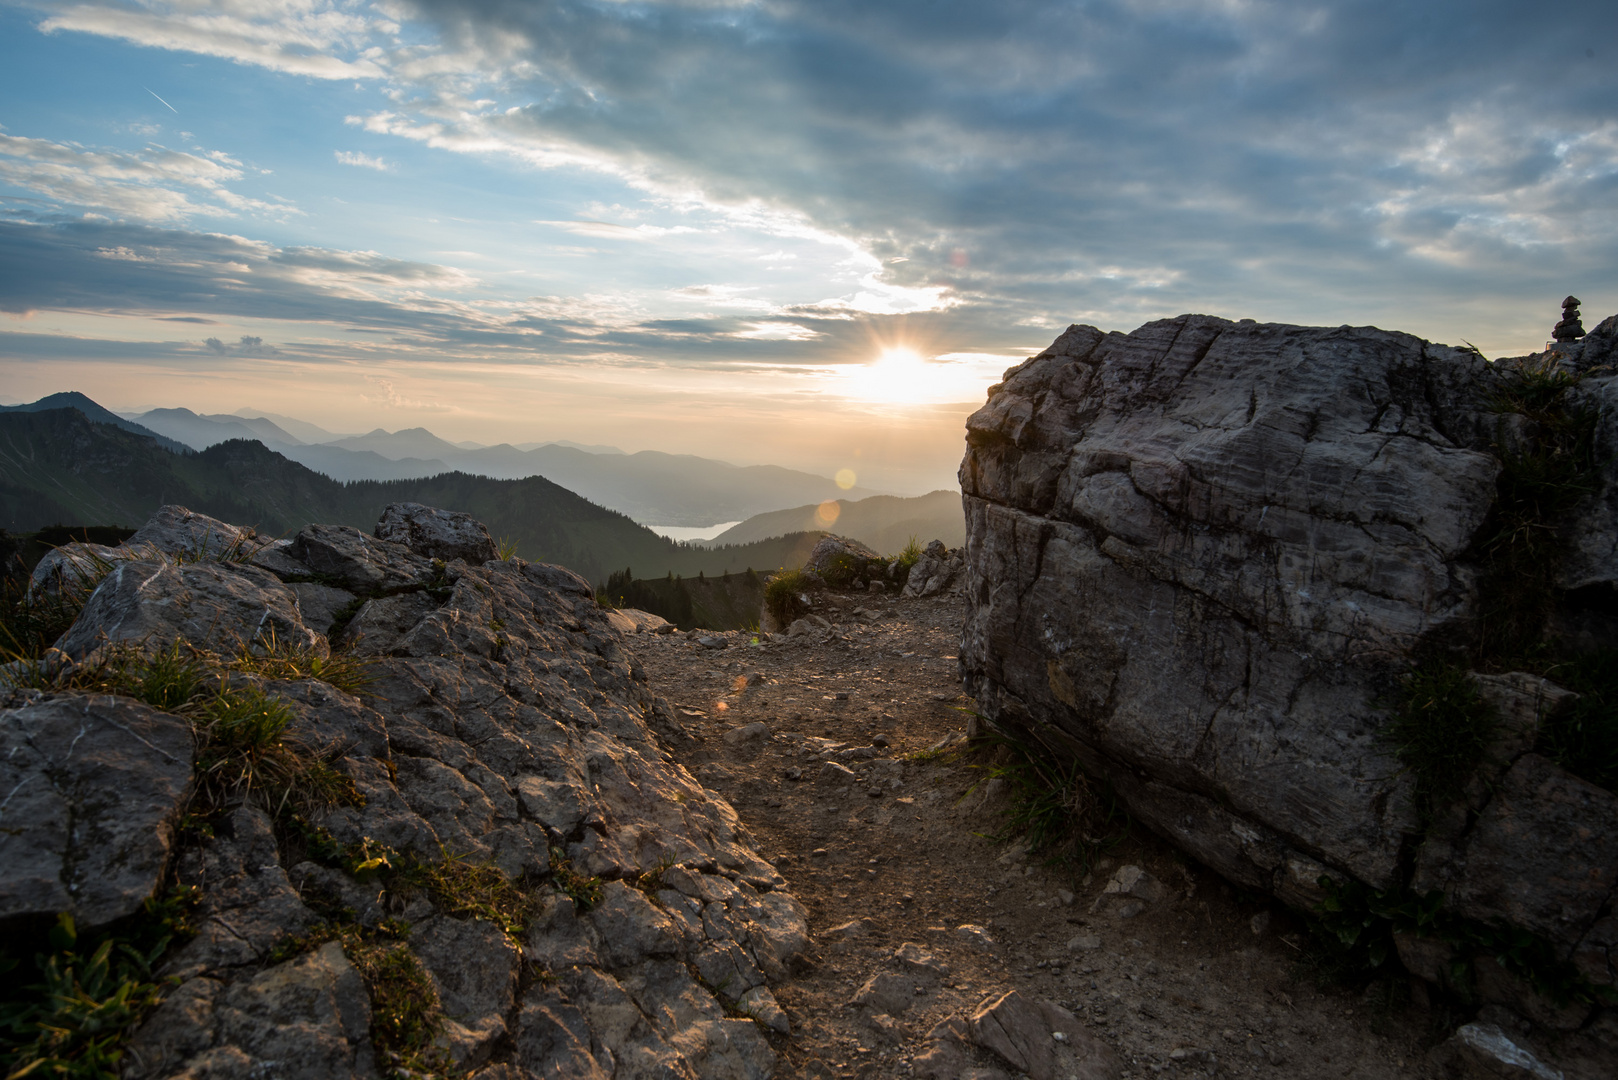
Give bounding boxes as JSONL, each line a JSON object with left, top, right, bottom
{"left": 144, "top": 87, "right": 178, "bottom": 113}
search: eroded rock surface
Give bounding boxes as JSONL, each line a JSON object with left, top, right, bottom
{"left": 55, "top": 558, "right": 326, "bottom": 659}
{"left": 0, "top": 694, "right": 194, "bottom": 932}
{"left": 959, "top": 316, "right": 1507, "bottom": 891}
{"left": 958, "top": 315, "right": 1618, "bottom": 1031}
{"left": 8, "top": 502, "right": 807, "bottom": 1078}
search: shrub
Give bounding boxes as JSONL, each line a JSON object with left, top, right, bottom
{"left": 818, "top": 553, "right": 863, "bottom": 590}
{"left": 763, "top": 569, "right": 812, "bottom": 626}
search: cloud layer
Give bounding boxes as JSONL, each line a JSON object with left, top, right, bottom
{"left": 3, "top": 0, "right": 1616, "bottom": 487}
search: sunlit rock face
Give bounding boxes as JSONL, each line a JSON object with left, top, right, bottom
{"left": 957, "top": 314, "right": 1618, "bottom": 921}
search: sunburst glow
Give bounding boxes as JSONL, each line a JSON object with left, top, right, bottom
{"left": 839, "top": 347, "right": 1016, "bottom": 407}
{"left": 844, "top": 347, "right": 933, "bottom": 404}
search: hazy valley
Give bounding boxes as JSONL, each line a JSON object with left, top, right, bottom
{"left": 0, "top": 392, "right": 964, "bottom": 587}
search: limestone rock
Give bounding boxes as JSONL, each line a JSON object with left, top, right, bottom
{"left": 292, "top": 522, "right": 436, "bottom": 594}
{"left": 55, "top": 502, "right": 805, "bottom": 1080}
{"left": 127, "top": 942, "right": 378, "bottom": 1079}
{"left": 209, "top": 942, "right": 379, "bottom": 1078}
{"left": 249, "top": 538, "right": 313, "bottom": 580}
{"left": 0, "top": 694, "right": 193, "bottom": 932}
{"left": 289, "top": 581, "right": 357, "bottom": 637}
{"left": 412, "top": 916, "right": 519, "bottom": 1068}
{"left": 338, "top": 591, "right": 440, "bottom": 655}
{"left": 27, "top": 541, "right": 123, "bottom": 605}
{"left": 1421, "top": 753, "right": 1618, "bottom": 952}
{"left": 1434, "top": 1022, "right": 1563, "bottom": 1079}
{"left": 968, "top": 990, "right": 1120, "bottom": 1080}
{"left": 1089, "top": 865, "right": 1166, "bottom": 916}
{"left": 960, "top": 316, "right": 1507, "bottom": 894}
{"left": 165, "top": 806, "right": 316, "bottom": 978}
{"left": 55, "top": 558, "right": 325, "bottom": 659}
{"left": 902, "top": 539, "right": 964, "bottom": 598}
{"left": 738, "top": 985, "right": 790, "bottom": 1034}
{"left": 375, "top": 501, "right": 499, "bottom": 565}
{"left": 806, "top": 534, "right": 885, "bottom": 588}
{"left": 126, "top": 504, "right": 260, "bottom": 560}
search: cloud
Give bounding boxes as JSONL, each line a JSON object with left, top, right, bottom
{"left": 204, "top": 334, "right": 281, "bottom": 357}
{"left": 36, "top": 0, "right": 391, "bottom": 80}
{"left": 0, "top": 129, "right": 287, "bottom": 221}
{"left": 334, "top": 150, "right": 392, "bottom": 171}
{"left": 734, "top": 322, "right": 820, "bottom": 342}
{"left": 0, "top": 216, "right": 934, "bottom": 367}
{"left": 12, "top": 0, "right": 1618, "bottom": 356}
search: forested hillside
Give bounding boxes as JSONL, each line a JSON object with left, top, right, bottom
{"left": 0, "top": 408, "right": 836, "bottom": 583}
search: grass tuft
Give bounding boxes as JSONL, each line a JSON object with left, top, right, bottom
{"left": 894, "top": 535, "right": 924, "bottom": 576}
{"left": 1383, "top": 662, "right": 1499, "bottom": 811}
{"left": 227, "top": 629, "right": 377, "bottom": 696}
{"left": 0, "top": 890, "right": 199, "bottom": 1080}
{"left": 967, "top": 727, "right": 1128, "bottom": 876}
{"left": 190, "top": 681, "right": 361, "bottom": 821}
{"left": 549, "top": 849, "right": 604, "bottom": 912}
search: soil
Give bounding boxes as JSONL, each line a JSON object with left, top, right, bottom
{"left": 628, "top": 589, "right": 1452, "bottom": 1080}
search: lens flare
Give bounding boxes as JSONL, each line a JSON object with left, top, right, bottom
{"left": 834, "top": 469, "right": 856, "bottom": 490}
{"left": 816, "top": 499, "right": 842, "bottom": 525}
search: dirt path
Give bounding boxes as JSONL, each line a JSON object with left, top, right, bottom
{"left": 629, "top": 592, "right": 1443, "bottom": 1080}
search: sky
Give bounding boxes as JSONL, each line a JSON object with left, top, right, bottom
{"left": 1, "top": 0, "right": 1615, "bottom": 495}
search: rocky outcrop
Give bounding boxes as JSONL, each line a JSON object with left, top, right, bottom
{"left": 901, "top": 539, "right": 964, "bottom": 598}
{"left": 2, "top": 503, "right": 806, "bottom": 1079}
{"left": 959, "top": 316, "right": 1618, "bottom": 1010}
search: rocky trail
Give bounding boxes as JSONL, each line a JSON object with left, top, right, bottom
{"left": 629, "top": 592, "right": 1450, "bottom": 1080}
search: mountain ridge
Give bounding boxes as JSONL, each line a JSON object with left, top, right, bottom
{"left": 111, "top": 398, "right": 893, "bottom": 525}
{"left": 0, "top": 406, "right": 843, "bottom": 583}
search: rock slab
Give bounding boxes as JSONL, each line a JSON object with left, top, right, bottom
{"left": 0, "top": 694, "right": 194, "bottom": 932}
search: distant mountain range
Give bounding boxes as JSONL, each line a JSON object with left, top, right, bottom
{"left": 122, "top": 405, "right": 884, "bottom": 527}
{"left": 0, "top": 405, "right": 838, "bottom": 585}
{"left": 0, "top": 392, "right": 189, "bottom": 454}
{"left": 706, "top": 490, "right": 964, "bottom": 552}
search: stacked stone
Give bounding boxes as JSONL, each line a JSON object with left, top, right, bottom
{"left": 1554, "top": 294, "right": 1585, "bottom": 342}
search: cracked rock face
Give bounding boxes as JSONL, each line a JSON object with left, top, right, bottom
{"left": 35, "top": 502, "right": 809, "bottom": 1078}
{"left": 0, "top": 694, "right": 195, "bottom": 932}
{"left": 55, "top": 557, "right": 327, "bottom": 660}
{"left": 958, "top": 315, "right": 1617, "bottom": 909}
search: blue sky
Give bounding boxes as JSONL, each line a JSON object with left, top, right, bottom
{"left": 1, "top": 0, "right": 1614, "bottom": 492}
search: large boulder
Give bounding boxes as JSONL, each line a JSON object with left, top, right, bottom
{"left": 125, "top": 504, "right": 262, "bottom": 561}
{"left": 374, "top": 502, "right": 499, "bottom": 565}
{"left": 291, "top": 523, "right": 436, "bottom": 594}
{"left": 958, "top": 315, "right": 1618, "bottom": 936}
{"left": 805, "top": 534, "right": 885, "bottom": 589}
{"left": 55, "top": 558, "right": 325, "bottom": 659}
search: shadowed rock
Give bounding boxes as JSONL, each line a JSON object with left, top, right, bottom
{"left": 0, "top": 695, "right": 193, "bottom": 932}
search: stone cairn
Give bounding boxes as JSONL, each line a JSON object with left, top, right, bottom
{"left": 1554, "top": 294, "right": 1585, "bottom": 342}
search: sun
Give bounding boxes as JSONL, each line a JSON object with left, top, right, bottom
{"left": 845, "top": 347, "right": 931, "bottom": 405}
